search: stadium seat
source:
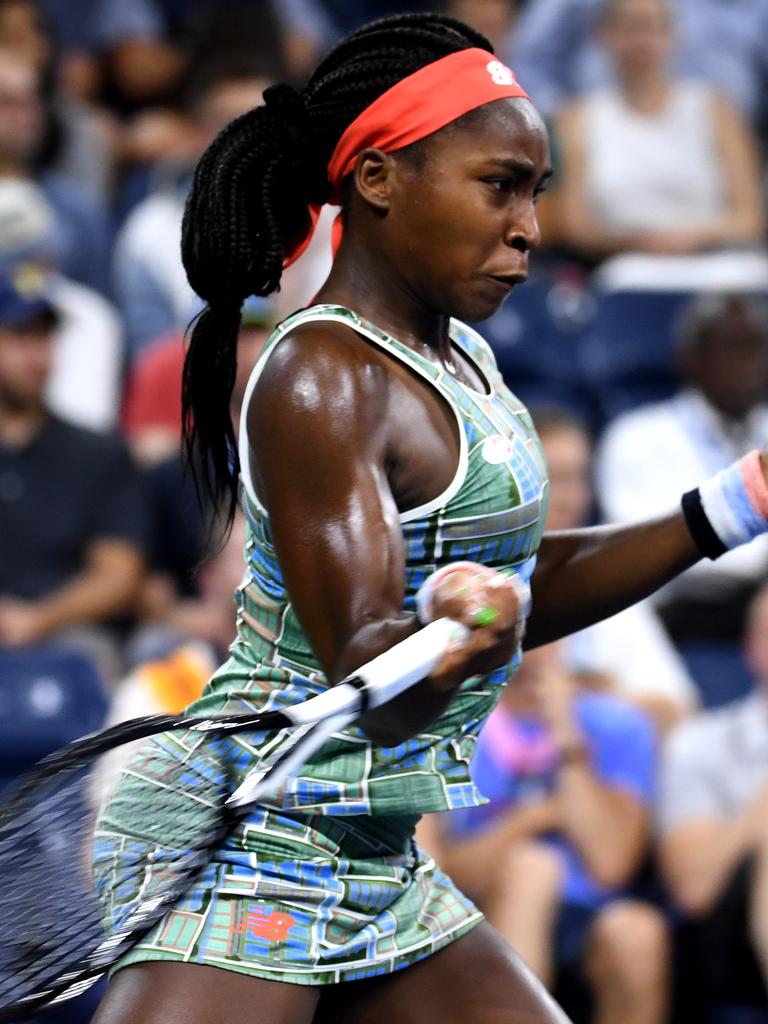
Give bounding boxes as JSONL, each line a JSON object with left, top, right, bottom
{"left": 709, "top": 1006, "right": 768, "bottom": 1024}
{"left": 677, "top": 643, "right": 754, "bottom": 710}
{"left": 473, "top": 274, "right": 598, "bottom": 426}
{"left": 580, "top": 290, "right": 691, "bottom": 422}
{"left": 0, "top": 647, "right": 108, "bottom": 789}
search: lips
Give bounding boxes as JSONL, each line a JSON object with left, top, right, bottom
{"left": 485, "top": 272, "right": 528, "bottom": 290}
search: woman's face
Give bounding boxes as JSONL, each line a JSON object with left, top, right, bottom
{"left": 600, "top": 0, "right": 673, "bottom": 75}
{"left": 383, "top": 98, "right": 551, "bottom": 323}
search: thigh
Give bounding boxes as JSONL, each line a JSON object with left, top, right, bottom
{"left": 315, "top": 922, "right": 573, "bottom": 1024}
{"left": 92, "top": 962, "right": 320, "bottom": 1024}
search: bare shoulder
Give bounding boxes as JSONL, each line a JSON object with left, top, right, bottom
{"left": 248, "top": 319, "right": 390, "bottom": 447}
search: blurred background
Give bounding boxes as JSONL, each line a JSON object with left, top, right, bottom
{"left": 2, "top": 1, "right": 768, "bottom": 1022}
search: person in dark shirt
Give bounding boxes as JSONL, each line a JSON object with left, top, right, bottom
{"left": 0, "top": 262, "right": 146, "bottom": 679}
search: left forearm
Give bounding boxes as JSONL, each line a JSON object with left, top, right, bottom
{"left": 36, "top": 558, "right": 144, "bottom": 636}
{"left": 525, "top": 511, "right": 699, "bottom": 648}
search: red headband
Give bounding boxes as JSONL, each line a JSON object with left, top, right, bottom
{"left": 284, "top": 47, "right": 529, "bottom": 267}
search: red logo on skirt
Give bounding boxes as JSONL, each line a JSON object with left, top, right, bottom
{"left": 234, "top": 908, "right": 297, "bottom": 941}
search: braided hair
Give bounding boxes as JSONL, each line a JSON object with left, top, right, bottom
{"left": 182, "top": 12, "right": 493, "bottom": 525}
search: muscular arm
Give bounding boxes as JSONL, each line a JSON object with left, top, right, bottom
{"left": 525, "top": 511, "right": 700, "bottom": 648}
{"left": 248, "top": 326, "right": 517, "bottom": 746}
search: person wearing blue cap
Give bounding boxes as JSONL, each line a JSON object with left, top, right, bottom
{"left": 0, "top": 264, "right": 147, "bottom": 682}
{"left": 0, "top": 262, "right": 59, "bottom": 331}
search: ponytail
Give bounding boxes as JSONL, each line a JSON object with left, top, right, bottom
{"left": 181, "top": 90, "right": 329, "bottom": 522}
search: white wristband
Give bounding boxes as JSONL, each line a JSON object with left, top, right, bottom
{"left": 698, "top": 451, "right": 768, "bottom": 552}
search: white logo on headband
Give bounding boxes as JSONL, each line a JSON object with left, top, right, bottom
{"left": 486, "top": 60, "right": 516, "bottom": 86}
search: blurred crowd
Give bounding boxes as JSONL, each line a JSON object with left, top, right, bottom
{"left": 2, "top": 1, "right": 768, "bottom": 1022}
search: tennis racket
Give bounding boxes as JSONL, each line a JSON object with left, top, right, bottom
{"left": 0, "top": 616, "right": 467, "bottom": 1020}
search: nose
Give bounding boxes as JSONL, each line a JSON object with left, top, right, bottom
{"left": 505, "top": 201, "right": 542, "bottom": 253}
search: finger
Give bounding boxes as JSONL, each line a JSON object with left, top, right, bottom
{"left": 470, "top": 580, "right": 521, "bottom": 633}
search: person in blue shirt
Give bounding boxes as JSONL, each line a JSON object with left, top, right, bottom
{"left": 420, "top": 642, "right": 667, "bottom": 1023}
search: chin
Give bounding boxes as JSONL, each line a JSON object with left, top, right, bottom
{"left": 447, "top": 290, "right": 509, "bottom": 324}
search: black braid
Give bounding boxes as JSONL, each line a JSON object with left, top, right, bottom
{"left": 181, "top": 12, "right": 493, "bottom": 526}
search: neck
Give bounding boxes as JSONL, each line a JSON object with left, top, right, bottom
{"left": 619, "top": 70, "right": 670, "bottom": 113}
{"left": 0, "top": 400, "right": 46, "bottom": 447}
{"left": 316, "top": 234, "right": 453, "bottom": 364}
{"left": 693, "top": 389, "right": 753, "bottom": 428}
{"left": 0, "top": 159, "right": 27, "bottom": 177}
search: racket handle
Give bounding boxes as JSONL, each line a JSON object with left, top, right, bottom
{"left": 348, "top": 616, "right": 469, "bottom": 709}
{"left": 225, "top": 617, "right": 469, "bottom": 810}
{"left": 282, "top": 617, "right": 469, "bottom": 727}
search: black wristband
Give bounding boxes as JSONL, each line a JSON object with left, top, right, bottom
{"left": 681, "top": 488, "right": 728, "bottom": 560}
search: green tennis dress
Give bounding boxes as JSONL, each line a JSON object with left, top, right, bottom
{"left": 93, "top": 304, "right": 549, "bottom": 985}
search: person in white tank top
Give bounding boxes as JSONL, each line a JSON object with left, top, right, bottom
{"left": 554, "top": 0, "right": 764, "bottom": 264}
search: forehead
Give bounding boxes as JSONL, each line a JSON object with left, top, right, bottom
{"left": 427, "top": 98, "right": 550, "bottom": 168}
{"left": 606, "top": 0, "right": 670, "bottom": 21}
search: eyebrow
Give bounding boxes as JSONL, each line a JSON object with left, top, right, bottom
{"left": 480, "top": 158, "right": 554, "bottom": 184}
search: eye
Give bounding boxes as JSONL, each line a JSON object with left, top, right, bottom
{"left": 483, "top": 177, "right": 513, "bottom": 195}
{"left": 532, "top": 183, "right": 549, "bottom": 205}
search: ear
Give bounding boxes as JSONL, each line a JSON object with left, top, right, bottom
{"left": 352, "top": 147, "right": 394, "bottom": 213}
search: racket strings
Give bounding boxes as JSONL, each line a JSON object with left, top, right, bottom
{"left": 0, "top": 734, "right": 233, "bottom": 1018}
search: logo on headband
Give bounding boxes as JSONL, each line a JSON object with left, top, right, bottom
{"left": 486, "top": 60, "right": 517, "bottom": 86}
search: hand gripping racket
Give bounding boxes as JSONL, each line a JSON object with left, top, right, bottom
{"left": 0, "top": 617, "right": 467, "bottom": 1020}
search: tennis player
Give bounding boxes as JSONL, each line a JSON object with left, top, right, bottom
{"left": 93, "top": 13, "right": 768, "bottom": 1024}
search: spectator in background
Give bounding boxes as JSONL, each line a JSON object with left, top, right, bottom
{"left": 114, "top": 2, "right": 291, "bottom": 174}
{"left": 38, "top": 0, "right": 182, "bottom": 111}
{"left": 555, "top": 0, "right": 764, "bottom": 279}
{"left": 93, "top": 512, "right": 248, "bottom": 804}
{"left": 122, "top": 294, "right": 278, "bottom": 465}
{"left": 113, "top": 58, "right": 273, "bottom": 354}
{"left": 0, "top": 180, "right": 123, "bottom": 431}
{"left": 124, "top": 298, "right": 275, "bottom": 664}
{"left": 441, "top": 0, "right": 520, "bottom": 56}
{"left": 511, "top": 0, "right": 768, "bottom": 128}
{"left": 0, "top": 0, "right": 115, "bottom": 203}
{"left": 0, "top": 47, "right": 111, "bottom": 294}
{"left": 318, "top": 1, "right": 428, "bottom": 37}
{"left": 0, "top": 264, "right": 146, "bottom": 682}
{"left": 536, "top": 406, "right": 697, "bottom": 728}
{"left": 657, "top": 582, "right": 768, "bottom": 1011}
{"left": 41, "top": 0, "right": 331, "bottom": 113}
{"left": 596, "top": 293, "right": 768, "bottom": 644}
{"left": 419, "top": 643, "right": 666, "bottom": 1024}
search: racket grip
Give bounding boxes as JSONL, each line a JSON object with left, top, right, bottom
{"left": 225, "top": 618, "right": 470, "bottom": 810}
{"left": 350, "top": 616, "right": 469, "bottom": 709}
{"left": 280, "top": 617, "right": 469, "bottom": 728}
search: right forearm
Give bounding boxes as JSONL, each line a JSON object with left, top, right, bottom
{"left": 347, "top": 616, "right": 512, "bottom": 746}
{"left": 335, "top": 567, "right": 524, "bottom": 746}
{"left": 343, "top": 614, "right": 458, "bottom": 746}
